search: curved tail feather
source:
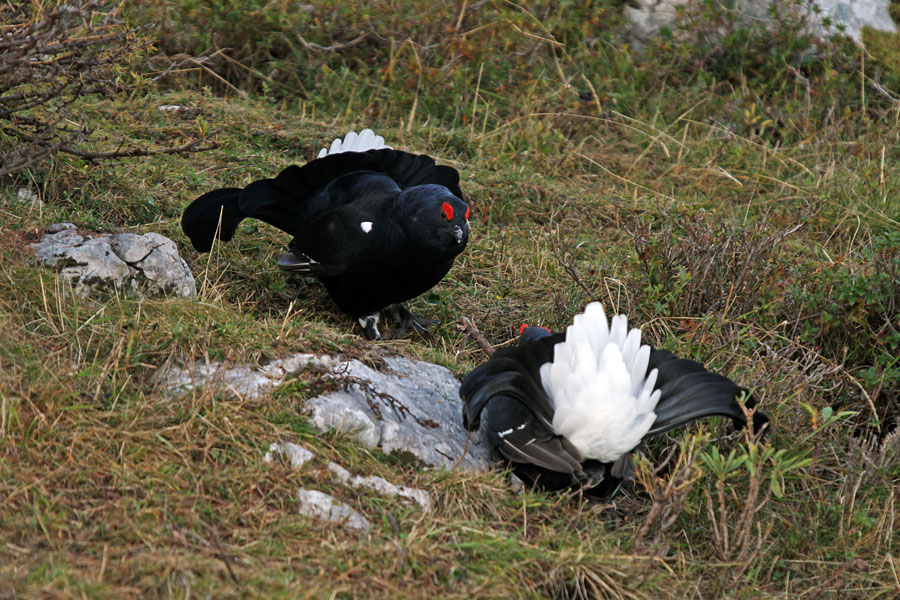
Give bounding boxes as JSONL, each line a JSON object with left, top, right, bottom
{"left": 181, "top": 187, "right": 243, "bottom": 252}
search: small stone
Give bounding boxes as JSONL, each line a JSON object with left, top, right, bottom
{"left": 264, "top": 442, "right": 315, "bottom": 469}
{"left": 327, "top": 461, "right": 432, "bottom": 511}
{"left": 296, "top": 488, "right": 371, "bottom": 533}
{"left": 17, "top": 188, "right": 42, "bottom": 208}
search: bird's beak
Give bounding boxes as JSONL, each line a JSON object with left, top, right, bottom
{"left": 453, "top": 224, "right": 464, "bottom": 244}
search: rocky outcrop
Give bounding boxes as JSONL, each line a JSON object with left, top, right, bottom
{"left": 154, "top": 353, "right": 492, "bottom": 472}
{"left": 31, "top": 223, "right": 196, "bottom": 298}
{"left": 305, "top": 355, "right": 491, "bottom": 472}
{"left": 625, "top": 0, "right": 896, "bottom": 47}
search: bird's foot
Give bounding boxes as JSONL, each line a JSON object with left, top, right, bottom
{"left": 358, "top": 314, "right": 382, "bottom": 341}
{"left": 386, "top": 304, "right": 438, "bottom": 338}
{"left": 582, "top": 468, "right": 610, "bottom": 490}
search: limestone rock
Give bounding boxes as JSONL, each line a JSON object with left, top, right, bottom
{"left": 154, "top": 352, "right": 492, "bottom": 472}
{"left": 306, "top": 355, "right": 492, "bottom": 472}
{"left": 326, "top": 461, "right": 432, "bottom": 511}
{"left": 264, "top": 441, "right": 433, "bottom": 511}
{"left": 151, "top": 353, "right": 336, "bottom": 399}
{"left": 296, "top": 489, "right": 371, "bottom": 533}
{"left": 31, "top": 223, "right": 195, "bottom": 298}
{"left": 812, "top": 0, "right": 896, "bottom": 41}
{"left": 263, "top": 442, "right": 315, "bottom": 470}
{"left": 624, "top": 0, "right": 896, "bottom": 47}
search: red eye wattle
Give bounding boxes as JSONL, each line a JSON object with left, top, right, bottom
{"left": 441, "top": 202, "right": 454, "bottom": 220}
{"left": 465, "top": 205, "right": 470, "bottom": 220}
{"left": 519, "top": 323, "right": 528, "bottom": 335}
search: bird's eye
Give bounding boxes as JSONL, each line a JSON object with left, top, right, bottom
{"left": 441, "top": 202, "right": 454, "bottom": 220}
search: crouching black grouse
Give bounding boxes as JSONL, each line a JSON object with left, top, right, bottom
{"left": 181, "top": 129, "right": 470, "bottom": 339}
{"left": 460, "top": 302, "right": 768, "bottom": 496}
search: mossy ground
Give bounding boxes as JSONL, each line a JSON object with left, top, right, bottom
{"left": 1, "top": 1, "right": 899, "bottom": 598}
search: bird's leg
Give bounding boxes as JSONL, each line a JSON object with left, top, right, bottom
{"left": 386, "top": 303, "right": 438, "bottom": 338}
{"left": 581, "top": 468, "right": 610, "bottom": 490}
{"left": 357, "top": 314, "right": 381, "bottom": 341}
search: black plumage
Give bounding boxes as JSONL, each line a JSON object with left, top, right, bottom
{"left": 182, "top": 132, "right": 470, "bottom": 339}
{"left": 460, "top": 310, "right": 768, "bottom": 497}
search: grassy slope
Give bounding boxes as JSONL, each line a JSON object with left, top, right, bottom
{"left": 2, "top": 2, "right": 900, "bottom": 598}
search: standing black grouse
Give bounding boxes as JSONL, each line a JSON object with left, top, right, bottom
{"left": 460, "top": 303, "right": 768, "bottom": 496}
{"left": 181, "top": 129, "right": 470, "bottom": 339}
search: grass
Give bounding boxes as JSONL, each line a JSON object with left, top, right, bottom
{"left": 2, "top": 0, "right": 900, "bottom": 598}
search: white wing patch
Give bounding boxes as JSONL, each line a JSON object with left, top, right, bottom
{"left": 539, "top": 302, "right": 660, "bottom": 463}
{"left": 317, "top": 128, "right": 391, "bottom": 158}
{"left": 360, "top": 221, "right": 373, "bottom": 233}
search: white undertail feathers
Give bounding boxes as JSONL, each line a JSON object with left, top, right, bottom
{"left": 317, "top": 129, "right": 391, "bottom": 158}
{"left": 539, "top": 302, "right": 660, "bottom": 463}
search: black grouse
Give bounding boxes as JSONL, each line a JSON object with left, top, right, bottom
{"left": 181, "top": 129, "right": 470, "bottom": 339}
{"left": 460, "top": 302, "right": 768, "bottom": 496}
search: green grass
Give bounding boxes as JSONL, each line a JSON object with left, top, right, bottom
{"left": 2, "top": 1, "right": 900, "bottom": 598}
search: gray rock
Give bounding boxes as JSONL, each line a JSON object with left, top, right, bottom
{"left": 306, "top": 355, "right": 491, "bottom": 472}
{"left": 31, "top": 223, "right": 196, "bottom": 298}
{"left": 296, "top": 488, "right": 371, "bottom": 533}
{"left": 625, "top": 0, "right": 895, "bottom": 47}
{"left": 326, "top": 461, "right": 432, "bottom": 511}
{"left": 154, "top": 352, "right": 492, "bottom": 472}
{"left": 811, "top": 0, "right": 896, "bottom": 41}
{"left": 17, "top": 188, "right": 43, "bottom": 209}
{"left": 263, "top": 442, "right": 315, "bottom": 469}
{"left": 263, "top": 441, "right": 432, "bottom": 510}
{"left": 625, "top": 0, "right": 690, "bottom": 48}
{"left": 151, "top": 353, "right": 337, "bottom": 399}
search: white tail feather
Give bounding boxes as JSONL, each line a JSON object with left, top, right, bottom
{"left": 317, "top": 128, "right": 391, "bottom": 158}
{"left": 539, "top": 302, "right": 660, "bottom": 462}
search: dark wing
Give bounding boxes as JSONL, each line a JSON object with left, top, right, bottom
{"left": 260, "top": 148, "right": 463, "bottom": 203}
{"left": 276, "top": 203, "right": 382, "bottom": 278}
{"left": 460, "top": 333, "right": 584, "bottom": 480}
{"left": 182, "top": 148, "right": 462, "bottom": 253}
{"left": 645, "top": 348, "right": 768, "bottom": 438}
{"left": 461, "top": 332, "right": 561, "bottom": 429}
{"left": 236, "top": 149, "right": 462, "bottom": 236}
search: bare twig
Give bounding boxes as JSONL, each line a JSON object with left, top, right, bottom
{"left": 0, "top": 1, "right": 195, "bottom": 176}
{"left": 59, "top": 137, "right": 220, "bottom": 160}
{"left": 210, "top": 527, "right": 240, "bottom": 584}
{"left": 461, "top": 316, "right": 494, "bottom": 356}
{"left": 296, "top": 32, "right": 369, "bottom": 53}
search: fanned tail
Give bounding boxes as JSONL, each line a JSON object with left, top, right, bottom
{"left": 181, "top": 187, "right": 243, "bottom": 252}
{"left": 317, "top": 128, "right": 390, "bottom": 158}
{"left": 539, "top": 302, "right": 661, "bottom": 463}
